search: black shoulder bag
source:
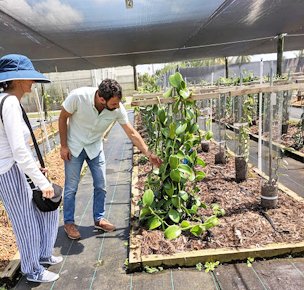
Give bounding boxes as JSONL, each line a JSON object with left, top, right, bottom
{"left": 0, "top": 94, "right": 62, "bottom": 212}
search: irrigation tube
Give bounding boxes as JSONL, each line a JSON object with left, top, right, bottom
{"left": 258, "top": 59, "right": 263, "bottom": 171}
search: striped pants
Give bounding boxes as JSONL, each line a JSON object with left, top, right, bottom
{"left": 0, "top": 164, "right": 59, "bottom": 275}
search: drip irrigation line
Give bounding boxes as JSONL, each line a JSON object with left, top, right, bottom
{"left": 50, "top": 125, "right": 118, "bottom": 290}
{"left": 210, "top": 271, "right": 222, "bottom": 290}
{"left": 89, "top": 138, "right": 128, "bottom": 290}
{"left": 250, "top": 266, "right": 270, "bottom": 290}
{"left": 170, "top": 270, "right": 175, "bottom": 290}
{"left": 50, "top": 192, "right": 93, "bottom": 290}
{"left": 290, "top": 262, "right": 304, "bottom": 278}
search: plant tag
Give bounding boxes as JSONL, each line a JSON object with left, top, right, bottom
{"left": 270, "top": 92, "right": 276, "bottom": 106}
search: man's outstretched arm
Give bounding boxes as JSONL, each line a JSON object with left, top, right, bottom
{"left": 121, "top": 123, "right": 162, "bottom": 167}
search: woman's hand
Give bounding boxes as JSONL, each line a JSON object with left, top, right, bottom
{"left": 42, "top": 185, "right": 54, "bottom": 199}
{"left": 40, "top": 167, "right": 48, "bottom": 176}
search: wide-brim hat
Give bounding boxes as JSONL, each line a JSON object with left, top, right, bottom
{"left": 0, "top": 54, "right": 50, "bottom": 83}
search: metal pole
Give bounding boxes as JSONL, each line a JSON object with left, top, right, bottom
{"left": 34, "top": 88, "right": 51, "bottom": 153}
{"left": 258, "top": 59, "right": 263, "bottom": 170}
{"left": 268, "top": 63, "right": 273, "bottom": 183}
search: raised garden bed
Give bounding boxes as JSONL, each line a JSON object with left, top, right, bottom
{"left": 129, "top": 140, "right": 304, "bottom": 271}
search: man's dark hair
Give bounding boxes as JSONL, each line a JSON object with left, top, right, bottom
{"left": 98, "top": 79, "right": 122, "bottom": 101}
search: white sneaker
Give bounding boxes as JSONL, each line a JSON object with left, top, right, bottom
{"left": 26, "top": 269, "right": 59, "bottom": 283}
{"left": 40, "top": 255, "right": 63, "bottom": 265}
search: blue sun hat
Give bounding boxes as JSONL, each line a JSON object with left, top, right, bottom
{"left": 0, "top": 54, "right": 50, "bottom": 83}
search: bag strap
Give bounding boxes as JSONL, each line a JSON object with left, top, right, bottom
{"left": 0, "top": 94, "right": 45, "bottom": 168}
{"left": 0, "top": 94, "right": 11, "bottom": 123}
{"left": 20, "top": 105, "right": 45, "bottom": 168}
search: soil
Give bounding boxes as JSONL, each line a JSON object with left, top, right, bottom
{"left": 0, "top": 123, "right": 64, "bottom": 272}
{"left": 132, "top": 116, "right": 304, "bottom": 256}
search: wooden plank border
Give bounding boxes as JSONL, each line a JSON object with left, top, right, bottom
{"left": 128, "top": 150, "right": 304, "bottom": 271}
{"left": 0, "top": 251, "right": 20, "bottom": 279}
{"left": 131, "top": 82, "right": 304, "bottom": 107}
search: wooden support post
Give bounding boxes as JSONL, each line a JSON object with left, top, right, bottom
{"left": 276, "top": 33, "right": 285, "bottom": 77}
{"left": 133, "top": 65, "right": 138, "bottom": 91}
{"left": 225, "top": 57, "right": 229, "bottom": 78}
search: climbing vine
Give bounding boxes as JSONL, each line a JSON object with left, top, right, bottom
{"left": 138, "top": 72, "right": 220, "bottom": 240}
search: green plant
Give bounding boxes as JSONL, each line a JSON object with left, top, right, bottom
{"left": 144, "top": 265, "right": 164, "bottom": 274}
{"left": 211, "top": 203, "right": 225, "bottom": 217}
{"left": 138, "top": 73, "right": 160, "bottom": 93}
{"left": 138, "top": 72, "right": 219, "bottom": 240}
{"left": 204, "top": 261, "right": 220, "bottom": 272}
{"left": 247, "top": 257, "right": 254, "bottom": 267}
{"left": 292, "top": 112, "right": 304, "bottom": 150}
{"left": 196, "top": 262, "right": 203, "bottom": 271}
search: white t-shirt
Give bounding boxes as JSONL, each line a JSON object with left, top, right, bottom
{"left": 63, "top": 87, "right": 129, "bottom": 159}
{"left": 0, "top": 94, "right": 50, "bottom": 190}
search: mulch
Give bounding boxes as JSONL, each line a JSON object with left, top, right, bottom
{"left": 132, "top": 119, "right": 304, "bottom": 256}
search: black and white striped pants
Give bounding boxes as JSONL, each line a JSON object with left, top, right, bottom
{"left": 0, "top": 163, "right": 59, "bottom": 275}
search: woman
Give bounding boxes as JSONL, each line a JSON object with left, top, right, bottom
{"left": 0, "top": 54, "right": 61, "bottom": 283}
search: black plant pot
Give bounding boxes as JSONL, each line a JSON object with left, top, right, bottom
{"left": 201, "top": 141, "right": 210, "bottom": 153}
{"left": 215, "top": 151, "right": 226, "bottom": 164}
{"left": 235, "top": 156, "right": 248, "bottom": 183}
{"left": 261, "top": 183, "right": 278, "bottom": 209}
{"left": 281, "top": 123, "right": 289, "bottom": 135}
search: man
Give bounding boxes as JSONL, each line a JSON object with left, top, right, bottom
{"left": 59, "top": 79, "right": 161, "bottom": 240}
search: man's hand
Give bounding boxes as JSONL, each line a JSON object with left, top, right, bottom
{"left": 60, "top": 146, "right": 71, "bottom": 161}
{"left": 148, "top": 153, "right": 163, "bottom": 167}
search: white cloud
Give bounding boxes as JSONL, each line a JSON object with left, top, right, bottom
{"left": 0, "top": 0, "right": 83, "bottom": 31}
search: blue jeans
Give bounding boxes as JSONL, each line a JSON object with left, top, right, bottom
{"left": 63, "top": 149, "right": 106, "bottom": 224}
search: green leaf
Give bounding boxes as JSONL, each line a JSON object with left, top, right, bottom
{"left": 179, "top": 88, "right": 190, "bottom": 99}
{"left": 176, "top": 123, "right": 187, "bottom": 135}
{"left": 168, "top": 209, "right": 180, "bottom": 223}
{"left": 158, "top": 108, "right": 166, "bottom": 124}
{"left": 169, "top": 72, "right": 184, "bottom": 89}
{"left": 143, "top": 189, "right": 154, "bottom": 206}
{"left": 179, "top": 190, "right": 189, "bottom": 201}
{"left": 171, "top": 196, "right": 181, "bottom": 209}
{"left": 203, "top": 216, "right": 219, "bottom": 230}
{"left": 169, "top": 123, "right": 176, "bottom": 139}
{"left": 170, "top": 169, "right": 181, "bottom": 182}
{"left": 163, "top": 87, "right": 173, "bottom": 98}
{"left": 148, "top": 216, "right": 162, "bottom": 230}
{"left": 178, "top": 164, "right": 195, "bottom": 181}
{"left": 163, "top": 182, "right": 174, "bottom": 197}
{"left": 139, "top": 207, "right": 151, "bottom": 219}
{"left": 205, "top": 131, "right": 213, "bottom": 140}
{"left": 190, "top": 225, "right": 204, "bottom": 237}
{"left": 196, "top": 157, "right": 206, "bottom": 167}
{"left": 189, "top": 204, "right": 198, "bottom": 214}
{"left": 180, "top": 220, "right": 191, "bottom": 228}
{"left": 190, "top": 123, "right": 199, "bottom": 133}
{"left": 164, "top": 225, "right": 182, "bottom": 240}
{"left": 169, "top": 155, "right": 179, "bottom": 169}
{"left": 195, "top": 170, "right": 206, "bottom": 181}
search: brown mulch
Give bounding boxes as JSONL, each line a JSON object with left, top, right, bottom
{"left": 133, "top": 121, "right": 304, "bottom": 256}
{"left": 0, "top": 127, "right": 63, "bottom": 272}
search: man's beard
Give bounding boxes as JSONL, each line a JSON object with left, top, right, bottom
{"left": 105, "top": 103, "right": 116, "bottom": 111}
